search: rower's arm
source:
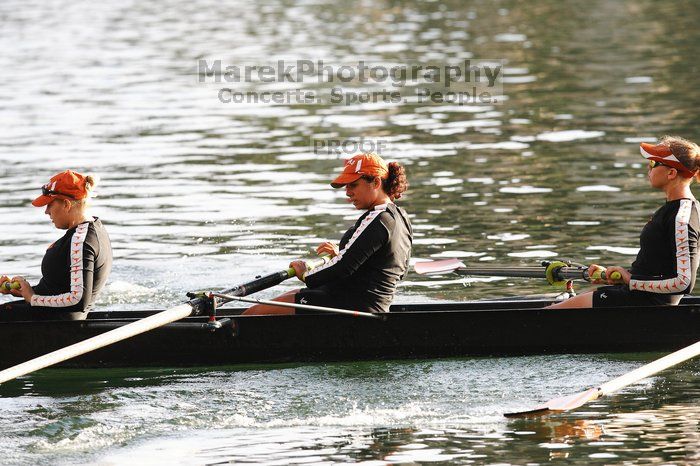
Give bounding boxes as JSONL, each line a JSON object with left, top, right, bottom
{"left": 304, "top": 211, "right": 390, "bottom": 287}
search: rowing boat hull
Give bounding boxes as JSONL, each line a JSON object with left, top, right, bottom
{"left": 1, "top": 298, "right": 699, "bottom": 368}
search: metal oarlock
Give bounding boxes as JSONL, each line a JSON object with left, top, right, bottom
{"left": 185, "top": 291, "right": 222, "bottom": 331}
{"left": 565, "top": 280, "right": 576, "bottom": 297}
{"left": 204, "top": 293, "right": 222, "bottom": 331}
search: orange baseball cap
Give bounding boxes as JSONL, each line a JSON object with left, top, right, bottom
{"left": 330, "top": 153, "right": 389, "bottom": 188}
{"left": 32, "top": 170, "right": 90, "bottom": 207}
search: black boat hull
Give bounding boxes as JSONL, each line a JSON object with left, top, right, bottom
{"left": 1, "top": 298, "right": 699, "bottom": 368}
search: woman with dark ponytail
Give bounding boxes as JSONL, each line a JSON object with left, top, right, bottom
{"left": 548, "top": 136, "right": 700, "bottom": 309}
{"left": 244, "top": 153, "right": 412, "bottom": 314}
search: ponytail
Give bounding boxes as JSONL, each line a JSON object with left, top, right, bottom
{"left": 84, "top": 175, "right": 97, "bottom": 192}
{"left": 382, "top": 162, "right": 408, "bottom": 200}
{"left": 71, "top": 174, "right": 98, "bottom": 207}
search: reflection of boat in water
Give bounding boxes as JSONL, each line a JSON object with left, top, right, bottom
{"left": 505, "top": 417, "right": 605, "bottom": 460}
{"left": 510, "top": 417, "right": 605, "bottom": 442}
{"left": 1, "top": 295, "right": 699, "bottom": 369}
{"left": 508, "top": 402, "right": 699, "bottom": 462}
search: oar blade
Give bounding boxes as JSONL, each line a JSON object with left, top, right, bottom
{"left": 504, "top": 387, "right": 600, "bottom": 418}
{"left": 414, "top": 258, "right": 466, "bottom": 275}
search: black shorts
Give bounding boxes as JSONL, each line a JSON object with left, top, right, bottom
{"left": 294, "top": 286, "right": 357, "bottom": 315}
{"left": 592, "top": 285, "right": 682, "bottom": 308}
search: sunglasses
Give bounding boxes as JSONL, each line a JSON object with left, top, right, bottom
{"left": 648, "top": 160, "right": 672, "bottom": 170}
{"left": 41, "top": 186, "right": 75, "bottom": 199}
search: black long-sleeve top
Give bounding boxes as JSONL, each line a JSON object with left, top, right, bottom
{"left": 303, "top": 203, "right": 412, "bottom": 313}
{"left": 629, "top": 198, "right": 699, "bottom": 295}
{"left": 28, "top": 217, "right": 112, "bottom": 313}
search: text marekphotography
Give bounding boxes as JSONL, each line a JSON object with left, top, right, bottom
{"left": 198, "top": 59, "right": 504, "bottom": 105}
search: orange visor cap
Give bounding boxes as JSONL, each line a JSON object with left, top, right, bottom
{"left": 640, "top": 142, "right": 696, "bottom": 178}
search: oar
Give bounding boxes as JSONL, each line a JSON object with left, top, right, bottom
{"left": 414, "top": 258, "right": 621, "bottom": 285}
{"left": 504, "top": 340, "right": 700, "bottom": 418}
{"left": 0, "top": 257, "right": 329, "bottom": 385}
{"left": 211, "top": 293, "right": 381, "bottom": 319}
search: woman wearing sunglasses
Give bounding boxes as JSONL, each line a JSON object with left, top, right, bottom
{"left": 0, "top": 170, "right": 112, "bottom": 320}
{"left": 548, "top": 136, "right": 700, "bottom": 309}
{"left": 243, "top": 153, "right": 412, "bottom": 315}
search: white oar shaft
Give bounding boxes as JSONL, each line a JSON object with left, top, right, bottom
{"left": 0, "top": 304, "right": 192, "bottom": 384}
{"left": 212, "top": 294, "right": 380, "bottom": 319}
{"left": 599, "top": 340, "right": 700, "bottom": 396}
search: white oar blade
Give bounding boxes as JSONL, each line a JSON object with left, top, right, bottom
{"left": 0, "top": 303, "right": 193, "bottom": 384}
{"left": 504, "top": 388, "right": 600, "bottom": 418}
{"left": 505, "top": 340, "right": 700, "bottom": 418}
{"left": 414, "top": 258, "right": 466, "bottom": 275}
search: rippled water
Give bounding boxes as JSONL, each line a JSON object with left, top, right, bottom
{"left": 1, "top": 0, "right": 699, "bottom": 464}
{"left": 1, "top": 356, "right": 698, "bottom": 465}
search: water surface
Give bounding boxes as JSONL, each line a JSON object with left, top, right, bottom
{"left": 1, "top": 0, "right": 699, "bottom": 464}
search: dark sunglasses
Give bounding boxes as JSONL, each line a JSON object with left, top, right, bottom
{"left": 648, "top": 160, "right": 673, "bottom": 170}
{"left": 41, "top": 186, "right": 75, "bottom": 199}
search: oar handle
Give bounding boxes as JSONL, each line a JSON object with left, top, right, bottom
{"left": 284, "top": 256, "right": 332, "bottom": 279}
{"left": 300, "top": 255, "right": 331, "bottom": 276}
{"left": 589, "top": 267, "right": 622, "bottom": 282}
{"left": 2, "top": 281, "right": 20, "bottom": 291}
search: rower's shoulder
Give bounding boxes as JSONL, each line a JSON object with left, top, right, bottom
{"left": 654, "top": 199, "right": 700, "bottom": 227}
{"left": 383, "top": 203, "right": 411, "bottom": 225}
{"left": 375, "top": 203, "right": 411, "bottom": 230}
{"left": 79, "top": 218, "right": 112, "bottom": 252}
{"left": 661, "top": 198, "right": 698, "bottom": 213}
{"left": 377, "top": 203, "right": 406, "bottom": 216}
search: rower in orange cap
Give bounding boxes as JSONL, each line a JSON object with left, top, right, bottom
{"left": 0, "top": 170, "right": 113, "bottom": 321}
{"left": 244, "top": 153, "right": 413, "bottom": 315}
{"left": 548, "top": 136, "right": 700, "bottom": 309}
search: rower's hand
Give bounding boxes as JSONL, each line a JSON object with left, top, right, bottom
{"left": 290, "top": 260, "right": 308, "bottom": 282}
{"left": 316, "top": 242, "right": 339, "bottom": 258}
{"left": 604, "top": 266, "right": 630, "bottom": 285}
{"left": 587, "top": 264, "right": 607, "bottom": 285}
{"left": 587, "top": 265, "right": 629, "bottom": 285}
{"left": 11, "top": 276, "right": 34, "bottom": 301}
{"left": 0, "top": 276, "right": 11, "bottom": 295}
